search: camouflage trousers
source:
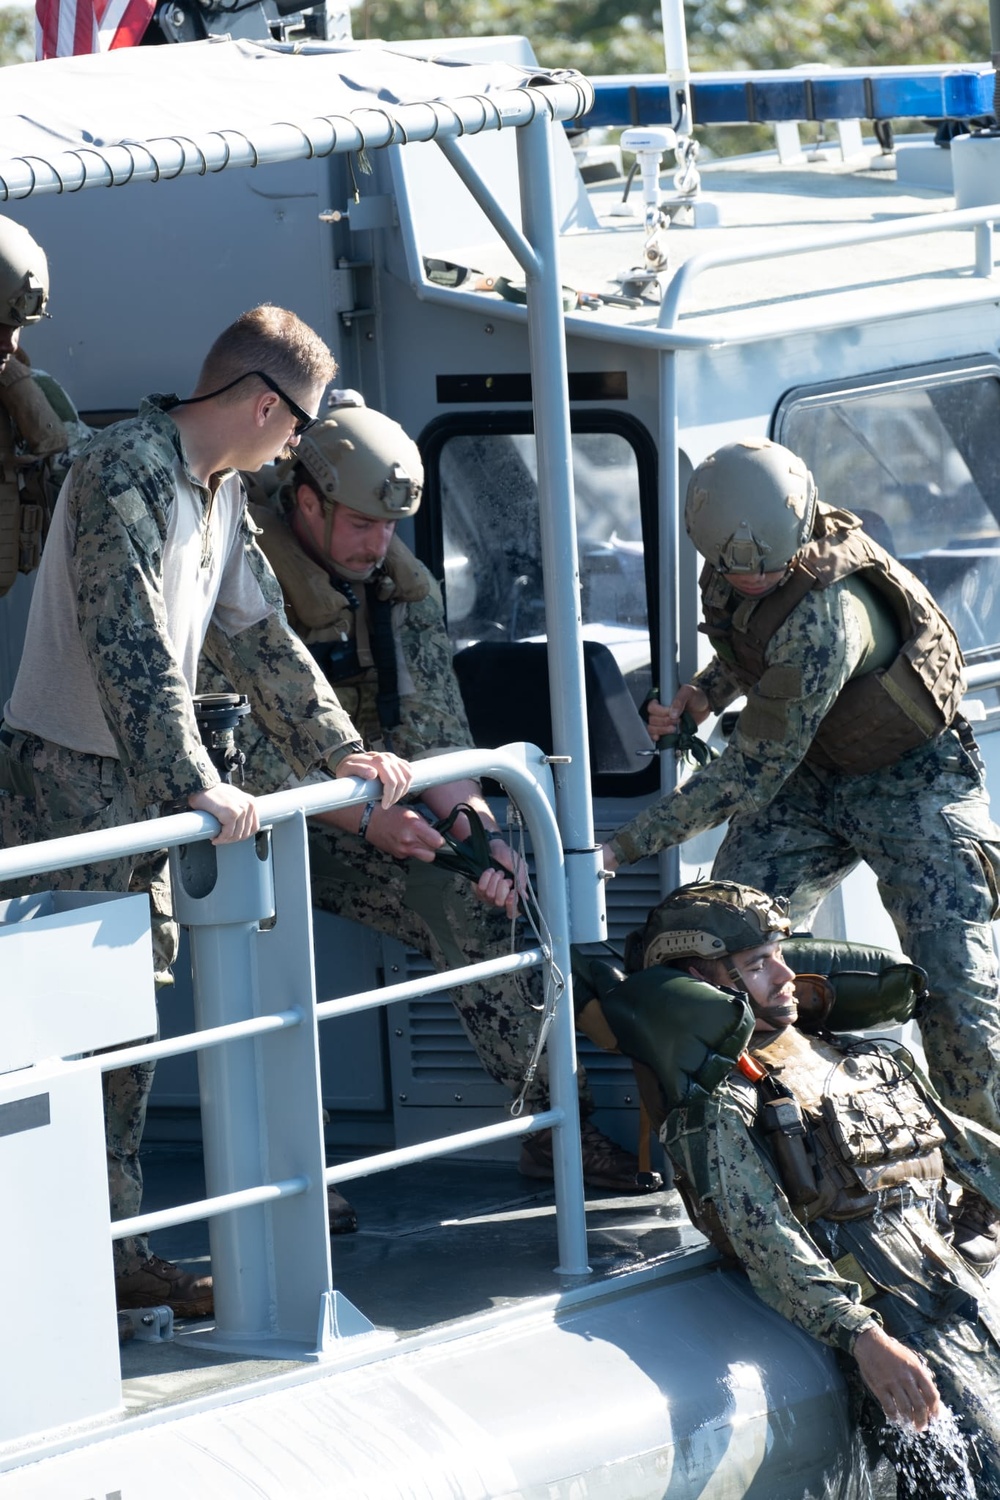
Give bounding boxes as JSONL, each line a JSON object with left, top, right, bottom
{"left": 713, "top": 724, "right": 1000, "bottom": 1133}
{"left": 307, "top": 822, "right": 591, "bottom": 1112}
{"left": 0, "top": 728, "right": 176, "bottom": 1274}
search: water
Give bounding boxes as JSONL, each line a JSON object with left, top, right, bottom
{"left": 877, "top": 1404, "right": 978, "bottom": 1500}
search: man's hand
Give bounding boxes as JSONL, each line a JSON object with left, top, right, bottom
{"left": 601, "top": 842, "right": 619, "bottom": 873}
{"left": 336, "top": 750, "right": 412, "bottom": 808}
{"left": 853, "top": 1325, "right": 941, "bottom": 1432}
{"left": 646, "top": 683, "right": 711, "bottom": 741}
{"left": 188, "top": 784, "right": 260, "bottom": 845}
{"left": 362, "top": 803, "right": 445, "bottom": 862}
{"left": 475, "top": 837, "right": 525, "bottom": 920}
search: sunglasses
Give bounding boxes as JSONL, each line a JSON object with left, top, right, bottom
{"left": 175, "top": 370, "right": 319, "bottom": 435}
{"left": 251, "top": 370, "right": 318, "bottom": 437}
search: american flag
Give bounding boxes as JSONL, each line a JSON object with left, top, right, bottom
{"left": 36, "top": 0, "right": 156, "bottom": 59}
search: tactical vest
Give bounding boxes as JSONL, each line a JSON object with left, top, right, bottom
{"left": 251, "top": 502, "right": 430, "bottom": 746}
{"left": 673, "top": 1027, "right": 947, "bottom": 1262}
{"left": 750, "top": 1026, "right": 946, "bottom": 1220}
{"left": 699, "top": 503, "right": 965, "bottom": 774}
{"left": 0, "top": 358, "right": 69, "bottom": 596}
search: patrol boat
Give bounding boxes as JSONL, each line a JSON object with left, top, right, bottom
{"left": 0, "top": 2, "right": 999, "bottom": 1493}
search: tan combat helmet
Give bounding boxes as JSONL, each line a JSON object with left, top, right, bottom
{"left": 684, "top": 438, "right": 817, "bottom": 574}
{"left": 0, "top": 217, "right": 49, "bottom": 328}
{"left": 641, "top": 880, "right": 790, "bottom": 973}
{"left": 294, "top": 396, "right": 423, "bottom": 520}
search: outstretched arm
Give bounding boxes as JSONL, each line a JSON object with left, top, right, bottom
{"left": 852, "top": 1324, "right": 940, "bottom": 1432}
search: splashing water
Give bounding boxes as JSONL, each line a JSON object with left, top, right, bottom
{"left": 880, "top": 1404, "right": 977, "bottom": 1500}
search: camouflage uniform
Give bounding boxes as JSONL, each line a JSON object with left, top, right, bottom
{"left": 665, "top": 1032, "right": 1000, "bottom": 1498}
{"left": 215, "top": 511, "right": 589, "bottom": 1110}
{"left": 0, "top": 353, "right": 93, "bottom": 591}
{"left": 610, "top": 582, "right": 1000, "bottom": 1134}
{"left": 0, "top": 398, "right": 363, "bottom": 1273}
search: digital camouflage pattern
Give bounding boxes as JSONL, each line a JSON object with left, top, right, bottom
{"left": 0, "top": 733, "right": 172, "bottom": 1273}
{"left": 306, "top": 827, "right": 558, "bottom": 1106}
{"left": 0, "top": 400, "right": 368, "bottom": 1271}
{"left": 38, "top": 398, "right": 361, "bottom": 807}
{"left": 711, "top": 728, "right": 1000, "bottom": 1134}
{"left": 0, "top": 359, "right": 93, "bottom": 597}
{"left": 303, "top": 571, "right": 474, "bottom": 760}
{"left": 664, "top": 1033, "right": 1000, "bottom": 1497}
{"left": 610, "top": 578, "right": 1000, "bottom": 1135}
{"left": 610, "top": 582, "right": 891, "bottom": 861}
{"left": 203, "top": 514, "right": 591, "bottom": 1111}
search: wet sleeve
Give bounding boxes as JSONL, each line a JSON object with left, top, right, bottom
{"left": 71, "top": 461, "right": 220, "bottom": 807}
{"left": 610, "top": 586, "right": 865, "bottom": 864}
{"left": 705, "top": 1099, "right": 878, "bottom": 1353}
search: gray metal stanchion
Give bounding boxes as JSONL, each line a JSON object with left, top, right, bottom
{"left": 170, "top": 817, "right": 356, "bottom": 1356}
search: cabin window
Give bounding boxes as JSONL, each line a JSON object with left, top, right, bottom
{"left": 418, "top": 412, "right": 659, "bottom": 793}
{"left": 775, "top": 359, "right": 1000, "bottom": 668}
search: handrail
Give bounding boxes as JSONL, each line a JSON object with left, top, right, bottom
{"left": 0, "top": 742, "right": 591, "bottom": 1378}
{"left": 658, "top": 201, "right": 1000, "bottom": 332}
{"left": 964, "top": 660, "right": 1000, "bottom": 692}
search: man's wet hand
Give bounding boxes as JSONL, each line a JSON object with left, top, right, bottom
{"left": 188, "top": 784, "right": 260, "bottom": 844}
{"left": 853, "top": 1325, "right": 941, "bottom": 1432}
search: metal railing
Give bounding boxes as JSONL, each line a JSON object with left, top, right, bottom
{"left": 0, "top": 743, "right": 590, "bottom": 1363}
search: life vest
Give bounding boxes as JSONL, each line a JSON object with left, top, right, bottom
{"left": 0, "top": 357, "right": 69, "bottom": 596}
{"left": 251, "top": 501, "right": 430, "bottom": 744}
{"left": 699, "top": 503, "right": 966, "bottom": 774}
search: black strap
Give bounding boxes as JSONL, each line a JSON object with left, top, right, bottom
{"left": 432, "top": 802, "right": 507, "bottom": 882}
{"left": 432, "top": 803, "right": 542, "bottom": 930}
{"left": 367, "top": 583, "right": 400, "bottom": 732}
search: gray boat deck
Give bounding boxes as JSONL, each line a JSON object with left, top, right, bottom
{"left": 119, "top": 1145, "right": 701, "bottom": 1419}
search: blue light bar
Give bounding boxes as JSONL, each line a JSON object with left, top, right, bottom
{"left": 580, "top": 66, "right": 995, "bottom": 129}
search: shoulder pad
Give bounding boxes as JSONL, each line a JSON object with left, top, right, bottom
{"left": 600, "top": 966, "right": 754, "bottom": 1111}
{"left": 383, "top": 535, "right": 431, "bottom": 603}
{"left": 783, "top": 936, "right": 926, "bottom": 1031}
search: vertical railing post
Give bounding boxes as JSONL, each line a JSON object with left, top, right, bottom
{"left": 494, "top": 745, "right": 590, "bottom": 1277}
{"left": 170, "top": 817, "right": 339, "bottom": 1355}
{"left": 517, "top": 111, "right": 606, "bottom": 948}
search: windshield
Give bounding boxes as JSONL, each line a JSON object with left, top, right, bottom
{"left": 778, "top": 365, "right": 1000, "bottom": 663}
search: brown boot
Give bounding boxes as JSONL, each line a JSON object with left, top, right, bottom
{"left": 115, "top": 1254, "right": 214, "bottom": 1318}
{"left": 328, "top": 1185, "right": 358, "bottom": 1234}
{"left": 520, "top": 1120, "right": 662, "bottom": 1194}
{"left": 952, "top": 1190, "right": 1000, "bottom": 1272}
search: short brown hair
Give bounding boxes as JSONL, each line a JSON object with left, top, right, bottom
{"left": 195, "top": 305, "right": 337, "bottom": 406}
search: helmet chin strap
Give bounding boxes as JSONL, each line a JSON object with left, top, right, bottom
{"left": 726, "top": 959, "right": 746, "bottom": 988}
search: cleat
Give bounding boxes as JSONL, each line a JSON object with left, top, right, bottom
{"left": 520, "top": 1120, "right": 663, "bottom": 1195}
{"left": 117, "top": 1311, "right": 135, "bottom": 1345}
{"left": 115, "top": 1254, "right": 214, "bottom": 1319}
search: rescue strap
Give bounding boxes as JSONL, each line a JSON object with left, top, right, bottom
{"left": 642, "top": 688, "right": 718, "bottom": 767}
{"left": 660, "top": 709, "right": 718, "bottom": 767}
{"left": 432, "top": 800, "right": 517, "bottom": 885}
{"left": 366, "top": 581, "right": 400, "bottom": 732}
